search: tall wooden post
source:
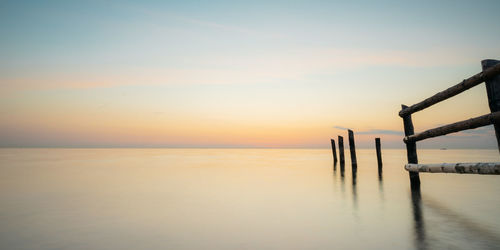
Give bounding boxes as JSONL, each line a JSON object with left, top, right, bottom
{"left": 338, "top": 136, "right": 345, "bottom": 166}
{"left": 482, "top": 59, "right": 500, "bottom": 153}
{"left": 348, "top": 129, "right": 357, "bottom": 167}
{"left": 330, "top": 139, "right": 338, "bottom": 163}
{"left": 375, "top": 138, "right": 382, "bottom": 169}
{"left": 402, "top": 104, "right": 420, "bottom": 190}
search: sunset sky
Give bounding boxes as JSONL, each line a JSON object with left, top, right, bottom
{"left": 1, "top": 0, "right": 500, "bottom": 148}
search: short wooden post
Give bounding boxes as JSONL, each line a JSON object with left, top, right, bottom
{"left": 402, "top": 104, "right": 420, "bottom": 190}
{"left": 375, "top": 138, "right": 382, "bottom": 169}
{"left": 338, "top": 136, "right": 345, "bottom": 166}
{"left": 348, "top": 129, "right": 357, "bottom": 167}
{"left": 330, "top": 139, "right": 338, "bottom": 163}
{"left": 482, "top": 59, "right": 500, "bottom": 153}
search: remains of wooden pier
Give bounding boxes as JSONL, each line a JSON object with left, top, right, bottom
{"left": 400, "top": 59, "right": 500, "bottom": 189}
{"left": 331, "top": 132, "right": 383, "bottom": 173}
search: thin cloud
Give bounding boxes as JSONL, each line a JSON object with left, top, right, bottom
{"left": 333, "top": 126, "right": 349, "bottom": 130}
{"left": 334, "top": 126, "right": 403, "bottom": 135}
{"left": 352, "top": 126, "right": 493, "bottom": 137}
{"left": 357, "top": 129, "right": 404, "bottom": 135}
{"left": 180, "top": 17, "right": 260, "bottom": 36}
{"left": 461, "top": 125, "right": 494, "bottom": 135}
{"left": 136, "top": 6, "right": 276, "bottom": 38}
{"left": 1, "top": 46, "right": 481, "bottom": 92}
{"left": 443, "top": 135, "right": 481, "bottom": 139}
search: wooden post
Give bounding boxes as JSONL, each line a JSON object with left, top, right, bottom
{"left": 482, "top": 59, "right": 500, "bottom": 153}
{"left": 348, "top": 129, "right": 357, "bottom": 167}
{"left": 330, "top": 139, "right": 338, "bottom": 163}
{"left": 402, "top": 104, "right": 420, "bottom": 190}
{"left": 375, "top": 138, "right": 382, "bottom": 169}
{"left": 338, "top": 136, "right": 345, "bottom": 166}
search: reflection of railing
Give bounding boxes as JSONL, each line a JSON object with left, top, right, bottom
{"left": 399, "top": 59, "right": 500, "bottom": 189}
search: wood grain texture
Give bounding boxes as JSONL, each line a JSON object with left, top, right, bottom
{"left": 405, "top": 162, "right": 500, "bottom": 175}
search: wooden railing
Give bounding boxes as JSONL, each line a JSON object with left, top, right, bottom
{"left": 399, "top": 59, "right": 500, "bottom": 189}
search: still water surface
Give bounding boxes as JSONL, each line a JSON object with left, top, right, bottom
{"left": 1, "top": 148, "right": 500, "bottom": 249}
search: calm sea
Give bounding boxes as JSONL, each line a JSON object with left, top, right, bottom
{"left": 1, "top": 148, "right": 500, "bottom": 249}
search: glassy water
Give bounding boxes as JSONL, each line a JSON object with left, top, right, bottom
{"left": 1, "top": 148, "right": 499, "bottom": 249}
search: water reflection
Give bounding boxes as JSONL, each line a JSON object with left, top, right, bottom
{"left": 378, "top": 166, "right": 384, "bottom": 201}
{"left": 352, "top": 165, "right": 358, "bottom": 209}
{"left": 410, "top": 188, "right": 427, "bottom": 250}
{"left": 2, "top": 149, "right": 499, "bottom": 249}
{"left": 377, "top": 159, "right": 383, "bottom": 178}
{"left": 340, "top": 161, "right": 345, "bottom": 176}
{"left": 331, "top": 151, "right": 500, "bottom": 249}
{"left": 351, "top": 166, "right": 357, "bottom": 186}
{"left": 340, "top": 162, "right": 346, "bottom": 197}
{"left": 423, "top": 196, "right": 500, "bottom": 248}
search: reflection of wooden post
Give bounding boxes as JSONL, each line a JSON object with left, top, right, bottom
{"left": 330, "top": 139, "right": 338, "bottom": 163}
{"left": 375, "top": 138, "right": 382, "bottom": 169}
{"left": 402, "top": 105, "right": 420, "bottom": 190}
{"left": 410, "top": 188, "right": 426, "bottom": 249}
{"left": 348, "top": 129, "right": 357, "bottom": 167}
{"left": 482, "top": 59, "right": 500, "bottom": 153}
{"left": 338, "top": 136, "right": 345, "bottom": 166}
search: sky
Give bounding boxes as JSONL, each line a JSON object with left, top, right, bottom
{"left": 1, "top": 0, "right": 500, "bottom": 148}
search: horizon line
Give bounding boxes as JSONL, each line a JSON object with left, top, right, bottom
{"left": 0, "top": 146, "right": 498, "bottom": 150}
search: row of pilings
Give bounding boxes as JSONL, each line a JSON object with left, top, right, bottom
{"left": 330, "top": 130, "right": 427, "bottom": 248}
{"left": 330, "top": 129, "right": 383, "bottom": 173}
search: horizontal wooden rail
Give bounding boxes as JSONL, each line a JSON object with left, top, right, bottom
{"left": 405, "top": 162, "right": 500, "bottom": 175}
{"left": 399, "top": 63, "right": 500, "bottom": 117}
{"left": 404, "top": 111, "right": 500, "bottom": 143}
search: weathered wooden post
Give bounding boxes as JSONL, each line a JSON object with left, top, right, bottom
{"left": 482, "top": 59, "right": 500, "bottom": 153}
{"left": 375, "top": 138, "right": 382, "bottom": 168}
{"left": 338, "top": 135, "right": 345, "bottom": 166}
{"left": 402, "top": 104, "right": 420, "bottom": 190}
{"left": 348, "top": 129, "right": 357, "bottom": 167}
{"left": 330, "top": 139, "right": 338, "bottom": 163}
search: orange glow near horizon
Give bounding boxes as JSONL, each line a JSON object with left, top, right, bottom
{"left": 1, "top": 1, "right": 499, "bottom": 148}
